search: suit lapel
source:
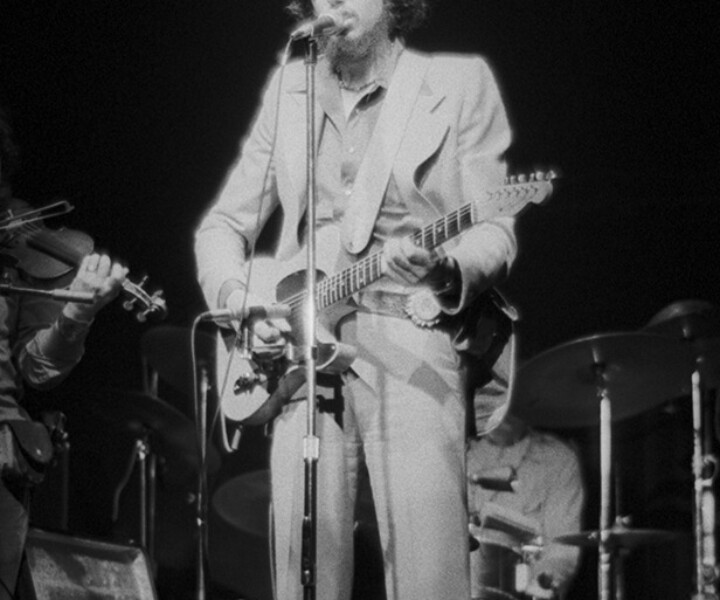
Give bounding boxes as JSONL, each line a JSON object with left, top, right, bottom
{"left": 341, "top": 51, "right": 433, "bottom": 254}
{"left": 281, "top": 62, "right": 334, "bottom": 248}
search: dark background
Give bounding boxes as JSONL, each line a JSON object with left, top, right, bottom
{"left": 2, "top": 1, "right": 719, "bottom": 599}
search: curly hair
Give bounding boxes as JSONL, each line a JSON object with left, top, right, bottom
{"left": 286, "top": 0, "right": 432, "bottom": 39}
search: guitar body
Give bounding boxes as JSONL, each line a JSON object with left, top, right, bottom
{"left": 217, "top": 228, "right": 357, "bottom": 425}
{"left": 215, "top": 175, "right": 554, "bottom": 426}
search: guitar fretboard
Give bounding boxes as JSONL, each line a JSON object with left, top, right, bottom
{"left": 284, "top": 178, "right": 552, "bottom": 316}
{"left": 316, "top": 201, "right": 478, "bottom": 310}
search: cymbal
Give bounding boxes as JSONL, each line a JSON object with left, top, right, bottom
{"left": 511, "top": 332, "right": 694, "bottom": 428}
{"left": 83, "top": 388, "right": 219, "bottom": 485}
{"left": 691, "top": 337, "right": 720, "bottom": 388}
{"left": 141, "top": 325, "right": 216, "bottom": 397}
{"left": 644, "top": 299, "right": 720, "bottom": 341}
{"left": 212, "top": 469, "right": 270, "bottom": 538}
{"left": 644, "top": 301, "right": 720, "bottom": 388}
{"left": 555, "top": 527, "right": 678, "bottom": 550}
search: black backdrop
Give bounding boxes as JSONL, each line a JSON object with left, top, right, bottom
{"left": 2, "top": 1, "right": 719, "bottom": 599}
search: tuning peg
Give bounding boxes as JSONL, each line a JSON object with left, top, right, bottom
{"left": 151, "top": 291, "right": 168, "bottom": 319}
{"left": 517, "top": 174, "right": 527, "bottom": 183}
{"left": 534, "top": 169, "right": 558, "bottom": 181}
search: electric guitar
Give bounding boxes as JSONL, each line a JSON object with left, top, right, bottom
{"left": 217, "top": 173, "right": 555, "bottom": 425}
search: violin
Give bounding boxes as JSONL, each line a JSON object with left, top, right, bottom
{"left": 0, "top": 200, "right": 167, "bottom": 321}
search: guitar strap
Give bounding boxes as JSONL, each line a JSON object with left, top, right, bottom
{"left": 459, "top": 289, "right": 520, "bottom": 438}
{"left": 340, "top": 51, "right": 431, "bottom": 255}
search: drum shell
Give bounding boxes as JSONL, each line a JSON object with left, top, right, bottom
{"left": 470, "top": 528, "right": 523, "bottom": 600}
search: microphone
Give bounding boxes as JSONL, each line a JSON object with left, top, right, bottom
{"left": 290, "top": 13, "right": 349, "bottom": 40}
{"left": 200, "top": 303, "right": 292, "bottom": 321}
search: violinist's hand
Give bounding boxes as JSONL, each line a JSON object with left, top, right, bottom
{"left": 63, "top": 253, "right": 128, "bottom": 322}
{"left": 225, "top": 289, "right": 290, "bottom": 346}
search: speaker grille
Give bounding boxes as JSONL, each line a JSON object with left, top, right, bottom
{"left": 22, "top": 529, "right": 157, "bottom": 600}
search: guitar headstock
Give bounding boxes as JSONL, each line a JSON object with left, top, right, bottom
{"left": 121, "top": 275, "right": 168, "bottom": 322}
{"left": 484, "top": 170, "right": 557, "bottom": 218}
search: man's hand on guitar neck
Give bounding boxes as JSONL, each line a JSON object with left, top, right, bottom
{"left": 382, "top": 238, "right": 461, "bottom": 301}
{"left": 223, "top": 288, "right": 291, "bottom": 344}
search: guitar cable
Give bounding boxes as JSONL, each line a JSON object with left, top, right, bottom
{"left": 206, "top": 37, "right": 293, "bottom": 455}
{"left": 188, "top": 37, "right": 293, "bottom": 600}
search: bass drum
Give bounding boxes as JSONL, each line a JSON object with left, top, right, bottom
{"left": 469, "top": 528, "right": 523, "bottom": 600}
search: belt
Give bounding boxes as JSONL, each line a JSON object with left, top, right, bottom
{"left": 355, "top": 290, "right": 410, "bottom": 320}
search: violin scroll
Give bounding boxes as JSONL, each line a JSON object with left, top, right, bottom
{"left": 121, "top": 275, "right": 168, "bottom": 322}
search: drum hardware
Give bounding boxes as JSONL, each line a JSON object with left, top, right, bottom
{"left": 81, "top": 388, "right": 221, "bottom": 574}
{"left": 141, "top": 325, "right": 216, "bottom": 399}
{"left": 644, "top": 300, "right": 720, "bottom": 600}
{"left": 212, "top": 468, "right": 271, "bottom": 539}
{"left": 111, "top": 427, "right": 158, "bottom": 565}
{"left": 40, "top": 410, "right": 70, "bottom": 531}
{"left": 512, "top": 331, "right": 694, "bottom": 600}
{"left": 469, "top": 525, "right": 527, "bottom": 600}
{"left": 470, "top": 466, "right": 519, "bottom": 492}
{"left": 554, "top": 521, "right": 678, "bottom": 551}
{"left": 556, "top": 517, "right": 678, "bottom": 600}
{"left": 141, "top": 325, "right": 222, "bottom": 600}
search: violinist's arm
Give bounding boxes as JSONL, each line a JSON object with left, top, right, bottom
{"left": 15, "top": 253, "right": 126, "bottom": 389}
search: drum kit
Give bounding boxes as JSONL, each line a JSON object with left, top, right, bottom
{"left": 468, "top": 299, "right": 720, "bottom": 600}
{"left": 78, "top": 300, "right": 719, "bottom": 600}
{"left": 74, "top": 326, "right": 220, "bottom": 595}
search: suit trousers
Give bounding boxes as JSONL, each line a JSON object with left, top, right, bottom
{"left": 270, "top": 313, "right": 471, "bottom": 600}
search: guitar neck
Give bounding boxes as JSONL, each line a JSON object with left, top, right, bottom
{"left": 316, "top": 201, "right": 476, "bottom": 310}
{"left": 289, "top": 175, "right": 554, "bottom": 314}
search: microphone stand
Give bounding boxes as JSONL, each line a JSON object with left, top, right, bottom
{"left": 195, "top": 362, "right": 211, "bottom": 600}
{"left": 691, "top": 366, "right": 719, "bottom": 600}
{"left": 300, "top": 36, "right": 321, "bottom": 600}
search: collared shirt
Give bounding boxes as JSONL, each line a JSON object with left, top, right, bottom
{"left": 314, "top": 42, "right": 424, "bottom": 290}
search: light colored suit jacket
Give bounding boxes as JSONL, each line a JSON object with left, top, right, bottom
{"left": 195, "top": 47, "right": 516, "bottom": 316}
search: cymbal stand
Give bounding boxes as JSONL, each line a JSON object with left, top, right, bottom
{"left": 112, "top": 430, "right": 158, "bottom": 567}
{"left": 595, "top": 363, "right": 613, "bottom": 600}
{"left": 300, "top": 35, "right": 321, "bottom": 600}
{"left": 691, "top": 367, "right": 719, "bottom": 600}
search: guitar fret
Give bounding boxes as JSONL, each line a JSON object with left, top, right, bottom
{"left": 318, "top": 281, "right": 328, "bottom": 309}
{"left": 298, "top": 178, "right": 549, "bottom": 312}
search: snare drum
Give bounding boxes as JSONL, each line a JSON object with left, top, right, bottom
{"left": 469, "top": 527, "right": 523, "bottom": 600}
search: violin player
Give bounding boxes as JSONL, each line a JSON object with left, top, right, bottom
{"left": 0, "top": 104, "right": 128, "bottom": 600}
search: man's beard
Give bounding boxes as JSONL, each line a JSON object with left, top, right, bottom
{"left": 320, "top": 13, "right": 390, "bottom": 71}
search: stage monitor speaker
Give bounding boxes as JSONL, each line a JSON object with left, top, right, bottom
{"left": 18, "top": 528, "right": 158, "bottom": 600}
